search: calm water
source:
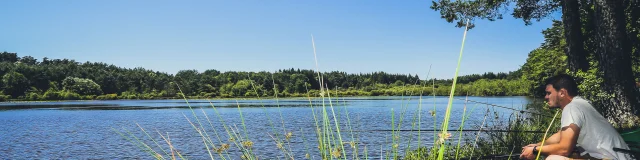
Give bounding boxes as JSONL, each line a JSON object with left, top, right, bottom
{"left": 0, "top": 96, "right": 533, "bottom": 159}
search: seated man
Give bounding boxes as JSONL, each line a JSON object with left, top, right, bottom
{"left": 520, "top": 74, "right": 631, "bottom": 160}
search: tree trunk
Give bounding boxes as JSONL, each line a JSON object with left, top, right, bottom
{"left": 625, "top": 0, "right": 640, "bottom": 78}
{"left": 593, "top": 0, "right": 640, "bottom": 127}
{"left": 580, "top": 0, "right": 597, "bottom": 59}
{"left": 562, "top": 0, "right": 590, "bottom": 72}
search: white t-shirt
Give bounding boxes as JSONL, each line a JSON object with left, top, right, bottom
{"left": 561, "top": 96, "right": 632, "bottom": 159}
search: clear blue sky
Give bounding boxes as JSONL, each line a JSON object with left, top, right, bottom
{"left": 0, "top": 0, "right": 559, "bottom": 79}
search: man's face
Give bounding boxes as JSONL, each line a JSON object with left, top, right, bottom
{"left": 545, "top": 84, "right": 560, "bottom": 108}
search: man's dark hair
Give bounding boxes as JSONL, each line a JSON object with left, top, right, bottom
{"left": 545, "top": 74, "right": 579, "bottom": 96}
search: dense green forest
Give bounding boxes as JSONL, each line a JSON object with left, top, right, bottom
{"left": 0, "top": 19, "right": 638, "bottom": 103}
{"left": 0, "top": 51, "right": 530, "bottom": 101}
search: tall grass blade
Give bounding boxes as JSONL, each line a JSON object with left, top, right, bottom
{"left": 112, "top": 127, "right": 157, "bottom": 158}
{"left": 534, "top": 110, "right": 561, "bottom": 160}
{"left": 247, "top": 74, "right": 283, "bottom": 152}
{"left": 199, "top": 107, "right": 232, "bottom": 160}
{"left": 436, "top": 19, "right": 470, "bottom": 160}
{"left": 156, "top": 130, "right": 187, "bottom": 160}
{"left": 201, "top": 136, "right": 215, "bottom": 160}
{"left": 304, "top": 84, "right": 326, "bottom": 159}
{"left": 405, "top": 65, "right": 432, "bottom": 154}
{"left": 135, "top": 123, "right": 171, "bottom": 158}
{"left": 122, "top": 126, "right": 163, "bottom": 159}
{"left": 391, "top": 108, "right": 396, "bottom": 159}
{"left": 338, "top": 94, "right": 358, "bottom": 160}
{"left": 182, "top": 113, "right": 215, "bottom": 160}
{"left": 454, "top": 96, "right": 468, "bottom": 160}
{"left": 432, "top": 77, "right": 437, "bottom": 146}
{"left": 325, "top": 83, "right": 346, "bottom": 159}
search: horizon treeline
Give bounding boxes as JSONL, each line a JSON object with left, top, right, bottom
{"left": 0, "top": 51, "right": 528, "bottom": 101}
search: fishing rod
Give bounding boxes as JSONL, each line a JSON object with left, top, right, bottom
{"left": 454, "top": 98, "right": 559, "bottom": 119}
{"left": 355, "top": 129, "right": 547, "bottom": 133}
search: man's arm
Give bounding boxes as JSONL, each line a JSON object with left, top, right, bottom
{"left": 536, "top": 124, "right": 580, "bottom": 156}
{"left": 539, "top": 132, "right": 561, "bottom": 145}
{"left": 524, "top": 131, "right": 561, "bottom": 148}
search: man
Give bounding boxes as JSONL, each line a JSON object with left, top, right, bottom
{"left": 520, "top": 74, "right": 631, "bottom": 160}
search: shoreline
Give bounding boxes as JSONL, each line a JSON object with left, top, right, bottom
{"left": 0, "top": 95, "right": 534, "bottom": 103}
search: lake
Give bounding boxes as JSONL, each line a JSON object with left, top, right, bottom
{"left": 0, "top": 96, "right": 535, "bottom": 159}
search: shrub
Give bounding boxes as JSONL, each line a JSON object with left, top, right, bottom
{"left": 62, "top": 91, "right": 81, "bottom": 100}
{"left": 96, "top": 94, "right": 118, "bottom": 100}
{"left": 62, "top": 77, "right": 103, "bottom": 95}
{"left": 25, "top": 92, "right": 41, "bottom": 101}
{"left": 0, "top": 94, "right": 10, "bottom": 101}
{"left": 42, "top": 90, "right": 63, "bottom": 100}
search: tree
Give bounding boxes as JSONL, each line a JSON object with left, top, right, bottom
{"left": 95, "top": 72, "right": 118, "bottom": 94}
{"left": 0, "top": 51, "right": 532, "bottom": 100}
{"left": 62, "top": 77, "right": 103, "bottom": 95}
{"left": 431, "top": 0, "right": 640, "bottom": 127}
{"left": 592, "top": 0, "right": 640, "bottom": 125}
{"left": 0, "top": 52, "right": 19, "bottom": 63}
{"left": 19, "top": 56, "right": 38, "bottom": 65}
{"left": 520, "top": 21, "right": 568, "bottom": 97}
{"left": 521, "top": 47, "right": 567, "bottom": 97}
{"left": 289, "top": 74, "right": 310, "bottom": 93}
{"left": 562, "top": 0, "right": 589, "bottom": 72}
{"left": 231, "top": 80, "right": 253, "bottom": 97}
{"left": 3, "top": 72, "right": 29, "bottom": 98}
{"left": 174, "top": 70, "right": 201, "bottom": 96}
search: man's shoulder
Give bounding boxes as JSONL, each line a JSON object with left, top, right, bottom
{"left": 562, "top": 96, "right": 593, "bottom": 117}
{"left": 569, "top": 96, "right": 593, "bottom": 107}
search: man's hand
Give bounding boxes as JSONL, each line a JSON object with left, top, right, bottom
{"left": 524, "top": 143, "right": 538, "bottom": 148}
{"left": 519, "top": 146, "right": 535, "bottom": 160}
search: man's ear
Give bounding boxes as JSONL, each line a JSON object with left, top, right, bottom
{"left": 559, "top": 88, "right": 567, "bottom": 98}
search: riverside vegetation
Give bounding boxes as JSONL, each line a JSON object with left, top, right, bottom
{"left": 5, "top": 0, "right": 640, "bottom": 159}
{"left": 0, "top": 51, "right": 528, "bottom": 102}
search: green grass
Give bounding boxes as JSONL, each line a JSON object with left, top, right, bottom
{"left": 434, "top": 20, "right": 471, "bottom": 160}
{"left": 112, "top": 21, "right": 560, "bottom": 160}
{"left": 113, "top": 86, "right": 554, "bottom": 160}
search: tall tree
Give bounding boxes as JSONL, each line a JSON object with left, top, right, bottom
{"left": 3, "top": 72, "right": 29, "bottom": 97}
{"left": 430, "top": 0, "right": 640, "bottom": 126}
{"left": 562, "top": 0, "right": 589, "bottom": 72}
{"left": 593, "top": 0, "right": 640, "bottom": 124}
{"left": 0, "top": 52, "right": 19, "bottom": 63}
{"left": 625, "top": 0, "right": 640, "bottom": 79}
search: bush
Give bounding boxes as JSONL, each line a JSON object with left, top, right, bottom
{"left": 62, "top": 91, "right": 81, "bottom": 100}
{"left": 83, "top": 95, "right": 96, "bottom": 100}
{"left": 0, "top": 94, "right": 10, "bottom": 101}
{"left": 62, "top": 77, "right": 103, "bottom": 95}
{"left": 219, "top": 93, "right": 231, "bottom": 98}
{"left": 281, "top": 91, "right": 291, "bottom": 97}
{"left": 307, "top": 90, "right": 320, "bottom": 97}
{"left": 43, "top": 90, "right": 63, "bottom": 100}
{"left": 26, "top": 92, "right": 41, "bottom": 101}
{"left": 96, "top": 94, "right": 118, "bottom": 100}
{"left": 118, "top": 91, "right": 139, "bottom": 99}
{"left": 370, "top": 90, "right": 384, "bottom": 96}
{"left": 287, "top": 93, "right": 303, "bottom": 97}
{"left": 244, "top": 91, "right": 257, "bottom": 97}
{"left": 200, "top": 92, "right": 217, "bottom": 98}
{"left": 141, "top": 92, "right": 158, "bottom": 99}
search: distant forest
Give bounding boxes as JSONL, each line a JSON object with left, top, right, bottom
{"left": 0, "top": 51, "right": 528, "bottom": 101}
{"left": 5, "top": 21, "right": 639, "bottom": 102}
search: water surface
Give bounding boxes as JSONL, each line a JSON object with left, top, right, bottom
{"left": 0, "top": 96, "right": 534, "bottom": 159}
